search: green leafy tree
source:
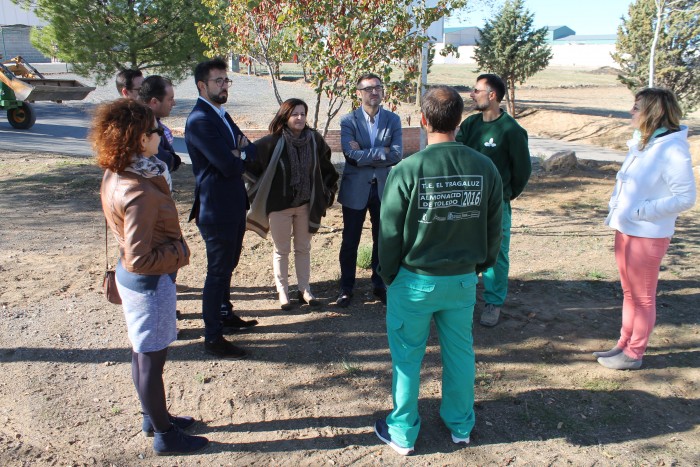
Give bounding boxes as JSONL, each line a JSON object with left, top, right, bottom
{"left": 613, "top": 0, "right": 700, "bottom": 113}
{"left": 292, "top": 0, "right": 468, "bottom": 135}
{"left": 199, "top": 0, "right": 298, "bottom": 105}
{"left": 473, "top": 0, "right": 551, "bottom": 115}
{"left": 14, "top": 0, "right": 211, "bottom": 83}
{"left": 199, "top": 0, "right": 467, "bottom": 135}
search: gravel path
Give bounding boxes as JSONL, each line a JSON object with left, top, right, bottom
{"left": 41, "top": 71, "right": 390, "bottom": 131}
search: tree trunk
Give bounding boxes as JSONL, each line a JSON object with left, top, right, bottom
{"left": 649, "top": 0, "right": 665, "bottom": 87}
{"left": 312, "top": 82, "right": 323, "bottom": 130}
{"left": 263, "top": 61, "right": 283, "bottom": 105}
{"left": 505, "top": 78, "right": 516, "bottom": 115}
{"left": 322, "top": 97, "right": 344, "bottom": 138}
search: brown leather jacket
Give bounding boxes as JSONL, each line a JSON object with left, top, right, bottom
{"left": 101, "top": 170, "right": 189, "bottom": 275}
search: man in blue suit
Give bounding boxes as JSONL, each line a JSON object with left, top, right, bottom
{"left": 185, "top": 58, "right": 258, "bottom": 359}
{"left": 336, "top": 73, "right": 403, "bottom": 307}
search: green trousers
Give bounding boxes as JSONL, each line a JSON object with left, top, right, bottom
{"left": 483, "top": 201, "right": 512, "bottom": 306}
{"left": 385, "top": 267, "right": 478, "bottom": 448}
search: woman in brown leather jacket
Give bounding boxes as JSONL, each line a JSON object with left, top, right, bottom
{"left": 246, "top": 98, "right": 338, "bottom": 310}
{"left": 94, "top": 99, "right": 207, "bottom": 455}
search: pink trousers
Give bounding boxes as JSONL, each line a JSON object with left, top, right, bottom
{"left": 614, "top": 231, "right": 670, "bottom": 360}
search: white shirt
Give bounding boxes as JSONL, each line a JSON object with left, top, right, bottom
{"left": 362, "top": 107, "right": 380, "bottom": 145}
{"left": 198, "top": 96, "right": 236, "bottom": 147}
{"left": 605, "top": 126, "right": 696, "bottom": 238}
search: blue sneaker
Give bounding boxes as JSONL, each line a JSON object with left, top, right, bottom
{"left": 374, "top": 419, "right": 414, "bottom": 456}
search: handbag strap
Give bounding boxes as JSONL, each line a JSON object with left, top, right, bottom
{"left": 104, "top": 219, "right": 110, "bottom": 270}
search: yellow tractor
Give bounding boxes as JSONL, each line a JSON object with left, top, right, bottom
{"left": 0, "top": 55, "right": 95, "bottom": 129}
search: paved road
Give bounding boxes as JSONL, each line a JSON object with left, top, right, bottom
{"left": 0, "top": 102, "right": 626, "bottom": 164}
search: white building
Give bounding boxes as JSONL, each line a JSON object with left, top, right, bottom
{"left": 1, "top": 0, "right": 48, "bottom": 62}
{"left": 435, "top": 25, "right": 618, "bottom": 68}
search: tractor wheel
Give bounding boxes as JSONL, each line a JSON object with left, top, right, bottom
{"left": 7, "top": 102, "right": 36, "bottom": 129}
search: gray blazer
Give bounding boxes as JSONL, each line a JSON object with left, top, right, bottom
{"left": 337, "top": 107, "right": 403, "bottom": 210}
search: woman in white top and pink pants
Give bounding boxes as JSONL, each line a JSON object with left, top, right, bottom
{"left": 596, "top": 88, "right": 696, "bottom": 370}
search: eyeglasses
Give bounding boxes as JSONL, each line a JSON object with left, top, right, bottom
{"left": 131, "top": 87, "right": 142, "bottom": 92}
{"left": 146, "top": 127, "right": 164, "bottom": 137}
{"left": 471, "top": 88, "right": 491, "bottom": 94}
{"left": 358, "top": 85, "right": 384, "bottom": 93}
{"left": 209, "top": 77, "right": 233, "bottom": 87}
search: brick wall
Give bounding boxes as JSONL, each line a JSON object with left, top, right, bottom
{"left": 242, "top": 127, "right": 422, "bottom": 155}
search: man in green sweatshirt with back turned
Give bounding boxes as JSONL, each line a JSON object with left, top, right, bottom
{"left": 456, "top": 73, "right": 532, "bottom": 327}
{"left": 374, "top": 86, "right": 502, "bottom": 456}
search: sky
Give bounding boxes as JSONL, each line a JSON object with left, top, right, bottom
{"left": 446, "top": 0, "right": 633, "bottom": 35}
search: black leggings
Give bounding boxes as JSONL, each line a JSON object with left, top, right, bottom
{"left": 131, "top": 348, "right": 170, "bottom": 432}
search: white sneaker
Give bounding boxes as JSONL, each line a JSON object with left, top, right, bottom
{"left": 451, "top": 433, "right": 470, "bottom": 445}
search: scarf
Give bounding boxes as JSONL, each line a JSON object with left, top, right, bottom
{"left": 124, "top": 154, "right": 172, "bottom": 192}
{"left": 282, "top": 127, "right": 313, "bottom": 206}
{"left": 632, "top": 127, "right": 668, "bottom": 151}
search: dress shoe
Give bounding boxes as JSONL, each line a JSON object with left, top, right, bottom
{"left": 142, "top": 413, "right": 195, "bottom": 437}
{"left": 204, "top": 335, "right": 247, "bottom": 359}
{"left": 279, "top": 291, "right": 292, "bottom": 310}
{"left": 372, "top": 287, "right": 387, "bottom": 305}
{"left": 153, "top": 424, "right": 208, "bottom": 455}
{"left": 335, "top": 290, "right": 352, "bottom": 308}
{"left": 297, "top": 290, "right": 321, "bottom": 307}
{"left": 222, "top": 314, "right": 258, "bottom": 332}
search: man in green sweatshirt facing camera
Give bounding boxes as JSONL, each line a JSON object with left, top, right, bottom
{"left": 456, "top": 73, "right": 531, "bottom": 327}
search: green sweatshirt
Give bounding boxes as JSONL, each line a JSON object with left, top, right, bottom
{"left": 455, "top": 110, "right": 531, "bottom": 201}
{"left": 378, "top": 142, "right": 503, "bottom": 285}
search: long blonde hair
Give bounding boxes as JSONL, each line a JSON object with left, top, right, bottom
{"left": 634, "top": 88, "right": 682, "bottom": 150}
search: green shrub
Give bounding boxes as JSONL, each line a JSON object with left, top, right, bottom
{"left": 357, "top": 244, "right": 373, "bottom": 269}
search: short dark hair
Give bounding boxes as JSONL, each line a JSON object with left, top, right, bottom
{"left": 356, "top": 73, "right": 382, "bottom": 87}
{"left": 269, "top": 98, "right": 309, "bottom": 135}
{"left": 115, "top": 69, "right": 143, "bottom": 95}
{"left": 476, "top": 73, "right": 506, "bottom": 102}
{"left": 421, "top": 86, "right": 464, "bottom": 133}
{"left": 138, "top": 75, "right": 172, "bottom": 103}
{"left": 194, "top": 58, "right": 227, "bottom": 86}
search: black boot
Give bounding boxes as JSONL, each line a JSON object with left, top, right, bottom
{"left": 142, "top": 412, "right": 196, "bottom": 437}
{"left": 153, "top": 424, "right": 208, "bottom": 455}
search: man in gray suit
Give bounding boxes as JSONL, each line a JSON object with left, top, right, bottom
{"left": 336, "top": 73, "right": 403, "bottom": 307}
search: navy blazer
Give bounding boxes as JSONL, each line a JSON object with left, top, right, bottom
{"left": 156, "top": 119, "right": 181, "bottom": 172}
{"left": 338, "top": 107, "right": 402, "bottom": 210}
{"left": 185, "top": 98, "right": 257, "bottom": 225}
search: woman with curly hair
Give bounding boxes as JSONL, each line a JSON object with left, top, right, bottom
{"left": 595, "top": 88, "right": 696, "bottom": 370}
{"left": 94, "top": 99, "right": 208, "bottom": 454}
{"left": 246, "top": 98, "right": 339, "bottom": 310}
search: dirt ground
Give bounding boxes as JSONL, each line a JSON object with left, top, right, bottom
{"left": 0, "top": 80, "right": 699, "bottom": 466}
